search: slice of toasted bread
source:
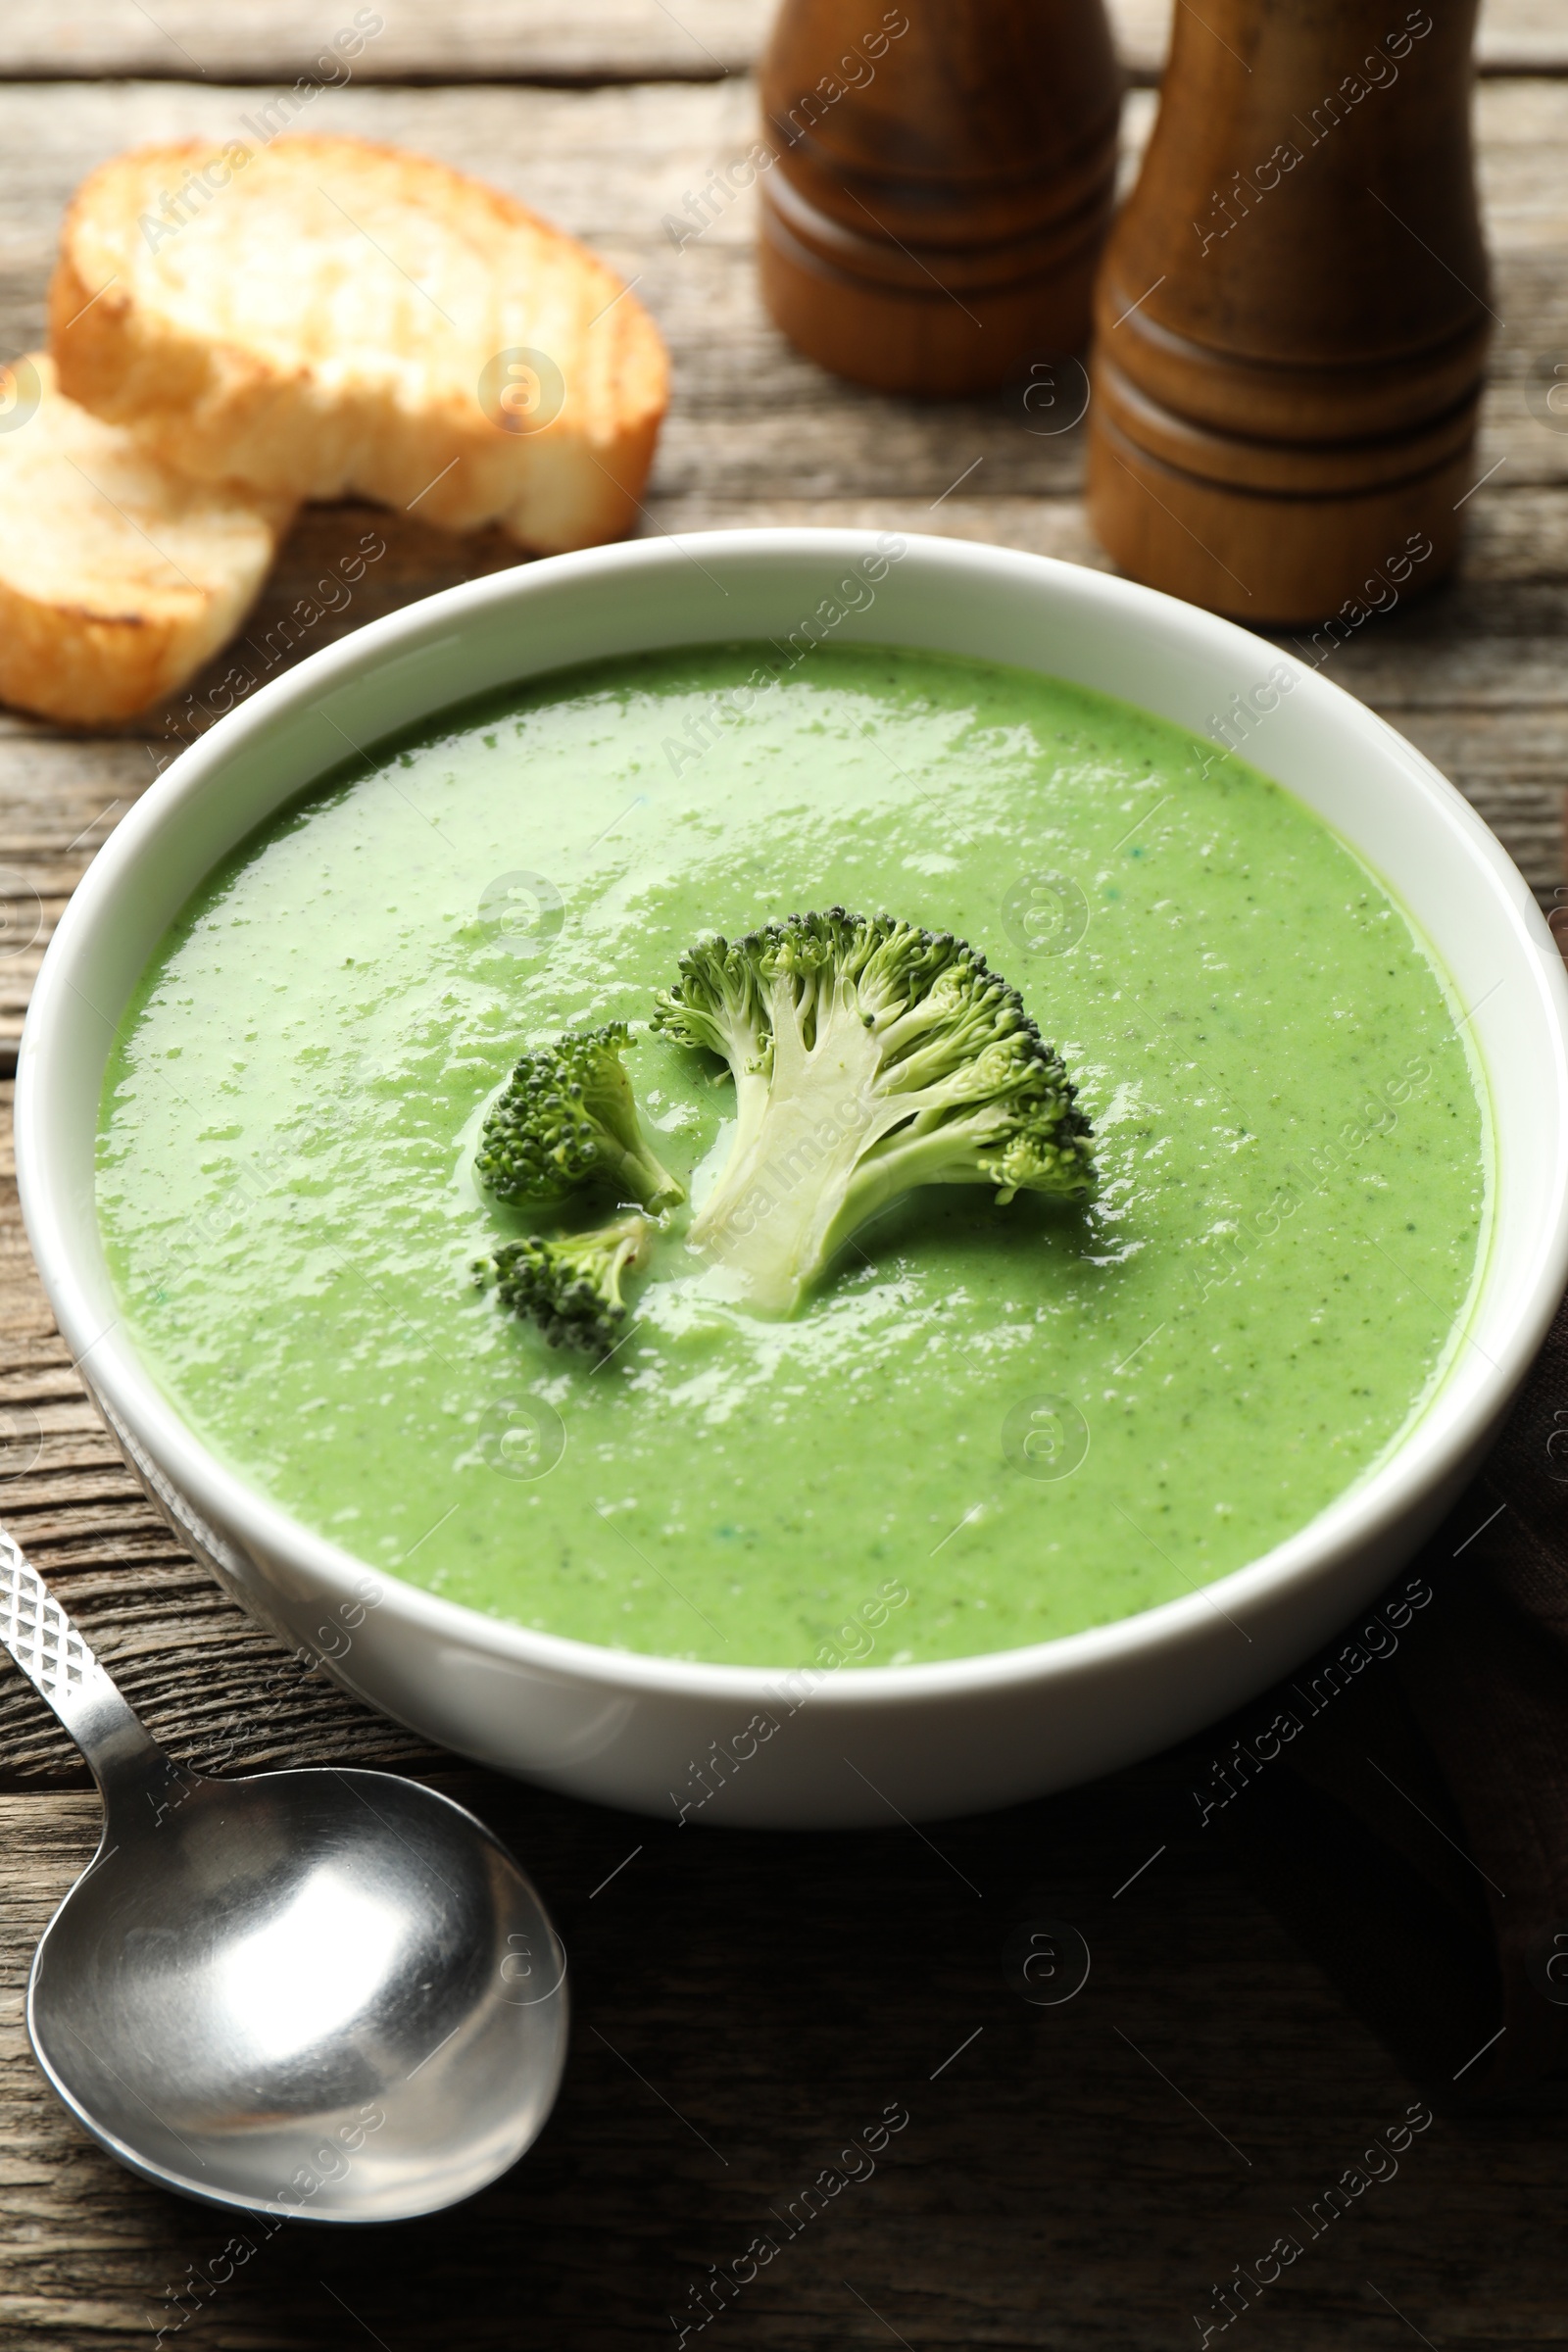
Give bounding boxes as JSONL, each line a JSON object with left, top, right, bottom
{"left": 0, "top": 352, "right": 291, "bottom": 726}
{"left": 50, "top": 135, "right": 669, "bottom": 556}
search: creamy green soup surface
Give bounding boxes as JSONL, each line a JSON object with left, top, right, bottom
{"left": 96, "top": 644, "right": 1489, "bottom": 1667}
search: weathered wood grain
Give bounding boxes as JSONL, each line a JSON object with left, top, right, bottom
{"left": 1, "top": 0, "right": 775, "bottom": 87}
{"left": 0, "top": 31, "right": 1566, "bottom": 2349}
{"left": 0, "top": 0, "right": 1561, "bottom": 86}
{"left": 0, "top": 1763, "right": 1566, "bottom": 2352}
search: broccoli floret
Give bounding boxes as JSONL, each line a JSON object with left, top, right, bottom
{"left": 475, "top": 1021, "right": 684, "bottom": 1212}
{"left": 484, "top": 1213, "right": 652, "bottom": 1356}
{"left": 652, "top": 908, "right": 1095, "bottom": 1315}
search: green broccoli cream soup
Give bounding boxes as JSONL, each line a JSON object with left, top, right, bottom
{"left": 97, "top": 643, "right": 1489, "bottom": 1667}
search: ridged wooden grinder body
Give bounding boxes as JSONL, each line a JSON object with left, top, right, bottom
{"left": 758, "top": 0, "right": 1123, "bottom": 397}
{"left": 1087, "top": 0, "right": 1492, "bottom": 622}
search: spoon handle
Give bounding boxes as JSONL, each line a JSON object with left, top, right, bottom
{"left": 0, "top": 1525, "right": 171, "bottom": 1809}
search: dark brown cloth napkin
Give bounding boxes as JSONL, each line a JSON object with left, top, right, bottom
{"left": 1213, "top": 1285, "right": 1568, "bottom": 2110}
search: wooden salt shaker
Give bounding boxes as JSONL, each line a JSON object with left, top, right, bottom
{"left": 758, "top": 0, "right": 1123, "bottom": 398}
{"left": 1087, "top": 2, "right": 1492, "bottom": 622}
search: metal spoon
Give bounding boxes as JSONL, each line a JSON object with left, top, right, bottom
{"left": 0, "top": 1526, "right": 567, "bottom": 2221}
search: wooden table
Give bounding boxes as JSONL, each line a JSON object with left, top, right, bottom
{"left": 2, "top": 6, "right": 1566, "bottom": 2344}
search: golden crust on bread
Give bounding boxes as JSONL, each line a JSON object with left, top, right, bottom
{"left": 50, "top": 135, "right": 669, "bottom": 555}
{"left": 0, "top": 352, "right": 290, "bottom": 726}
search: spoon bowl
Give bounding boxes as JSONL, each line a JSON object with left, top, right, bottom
{"left": 3, "top": 1532, "right": 567, "bottom": 2220}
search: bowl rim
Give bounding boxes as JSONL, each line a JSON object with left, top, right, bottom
{"left": 17, "top": 526, "right": 1568, "bottom": 1708}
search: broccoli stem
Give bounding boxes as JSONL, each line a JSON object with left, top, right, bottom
{"left": 589, "top": 1128, "right": 684, "bottom": 1216}
{"left": 689, "top": 977, "right": 885, "bottom": 1313}
{"left": 661, "top": 910, "right": 1095, "bottom": 1317}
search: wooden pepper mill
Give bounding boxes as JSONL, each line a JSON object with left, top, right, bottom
{"left": 758, "top": 0, "right": 1123, "bottom": 398}
{"left": 1087, "top": 1, "right": 1492, "bottom": 623}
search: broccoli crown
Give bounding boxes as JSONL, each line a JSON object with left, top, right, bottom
{"left": 488, "top": 1213, "right": 651, "bottom": 1356}
{"left": 653, "top": 908, "right": 1095, "bottom": 1315}
{"left": 475, "top": 1020, "right": 684, "bottom": 1213}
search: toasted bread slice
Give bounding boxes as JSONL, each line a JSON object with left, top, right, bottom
{"left": 0, "top": 352, "right": 291, "bottom": 726}
{"left": 50, "top": 135, "right": 669, "bottom": 555}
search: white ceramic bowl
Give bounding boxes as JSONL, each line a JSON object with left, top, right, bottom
{"left": 17, "top": 531, "right": 1568, "bottom": 1826}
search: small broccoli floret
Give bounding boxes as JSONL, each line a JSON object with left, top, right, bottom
{"left": 653, "top": 908, "right": 1095, "bottom": 1315}
{"left": 485, "top": 1213, "right": 652, "bottom": 1356}
{"left": 475, "top": 1021, "right": 684, "bottom": 1212}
